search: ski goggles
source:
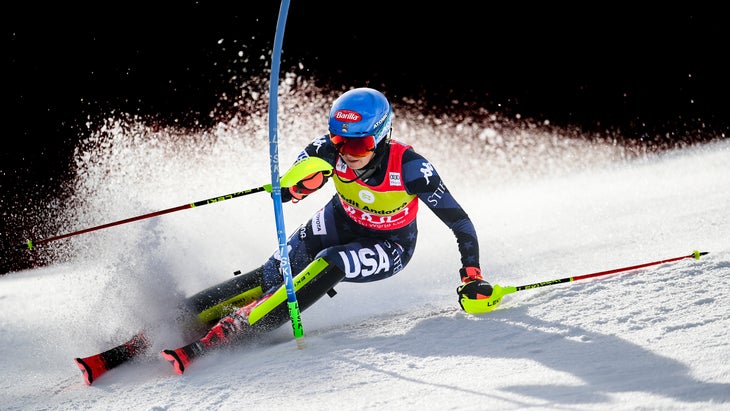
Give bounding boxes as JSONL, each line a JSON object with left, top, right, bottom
{"left": 329, "top": 134, "right": 376, "bottom": 157}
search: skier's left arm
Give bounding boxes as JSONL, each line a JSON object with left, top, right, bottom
{"left": 402, "top": 150, "right": 481, "bottom": 280}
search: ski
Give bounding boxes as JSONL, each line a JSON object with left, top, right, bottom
{"left": 77, "top": 258, "right": 342, "bottom": 379}
{"left": 161, "top": 258, "right": 343, "bottom": 375}
{"left": 72, "top": 266, "right": 267, "bottom": 385}
{"left": 160, "top": 343, "right": 201, "bottom": 375}
{"left": 74, "top": 331, "right": 149, "bottom": 385}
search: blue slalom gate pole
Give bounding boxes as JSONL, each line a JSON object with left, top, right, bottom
{"left": 267, "top": 0, "right": 304, "bottom": 343}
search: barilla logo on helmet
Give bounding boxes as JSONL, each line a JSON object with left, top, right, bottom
{"left": 334, "top": 110, "right": 362, "bottom": 122}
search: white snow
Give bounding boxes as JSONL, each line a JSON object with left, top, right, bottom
{"left": 1, "top": 102, "right": 729, "bottom": 410}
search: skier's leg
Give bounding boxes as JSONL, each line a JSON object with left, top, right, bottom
{"left": 316, "top": 237, "right": 414, "bottom": 283}
{"left": 246, "top": 257, "right": 346, "bottom": 331}
{"left": 199, "top": 256, "right": 346, "bottom": 344}
{"left": 161, "top": 257, "right": 345, "bottom": 374}
{"left": 182, "top": 267, "right": 266, "bottom": 326}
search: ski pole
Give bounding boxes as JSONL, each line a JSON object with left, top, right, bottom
{"left": 475, "top": 250, "right": 708, "bottom": 314}
{"left": 21, "top": 156, "right": 333, "bottom": 251}
{"left": 22, "top": 186, "right": 267, "bottom": 250}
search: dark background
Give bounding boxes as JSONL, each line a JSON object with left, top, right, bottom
{"left": 3, "top": 3, "right": 728, "bottom": 273}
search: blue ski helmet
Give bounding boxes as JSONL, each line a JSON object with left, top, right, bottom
{"left": 328, "top": 88, "right": 393, "bottom": 148}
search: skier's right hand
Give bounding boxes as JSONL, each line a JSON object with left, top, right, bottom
{"left": 288, "top": 171, "right": 329, "bottom": 203}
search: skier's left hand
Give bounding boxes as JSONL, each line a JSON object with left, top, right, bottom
{"left": 456, "top": 266, "right": 493, "bottom": 313}
{"left": 459, "top": 266, "right": 483, "bottom": 282}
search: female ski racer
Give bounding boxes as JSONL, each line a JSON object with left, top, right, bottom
{"left": 160, "top": 87, "right": 494, "bottom": 373}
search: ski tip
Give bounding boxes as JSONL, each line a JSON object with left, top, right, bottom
{"left": 161, "top": 349, "right": 189, "bottom": 375}
{"left": 75, "top": 357, "right": 98, "bottom": 386}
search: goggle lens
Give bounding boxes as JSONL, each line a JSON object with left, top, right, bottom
{"left": 330, "top": 134, "right": 376, "bottom": 157}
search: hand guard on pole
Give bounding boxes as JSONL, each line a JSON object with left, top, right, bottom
{"left": 457, "top": 266, "right": 494, "bottom": 314}
{"left": 288, "top": 170, "right": 330, "bottom": 203}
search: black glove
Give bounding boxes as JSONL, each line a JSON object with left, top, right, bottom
{"left": 456, "top": 266, "right": 493, "bottom": 313}
{"left": 280, "top": 186, "right": 295, "bottom": 203}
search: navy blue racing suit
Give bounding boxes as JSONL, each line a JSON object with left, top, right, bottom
{"left": 258, "top": 135, "right": 480, "bottom": 290}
